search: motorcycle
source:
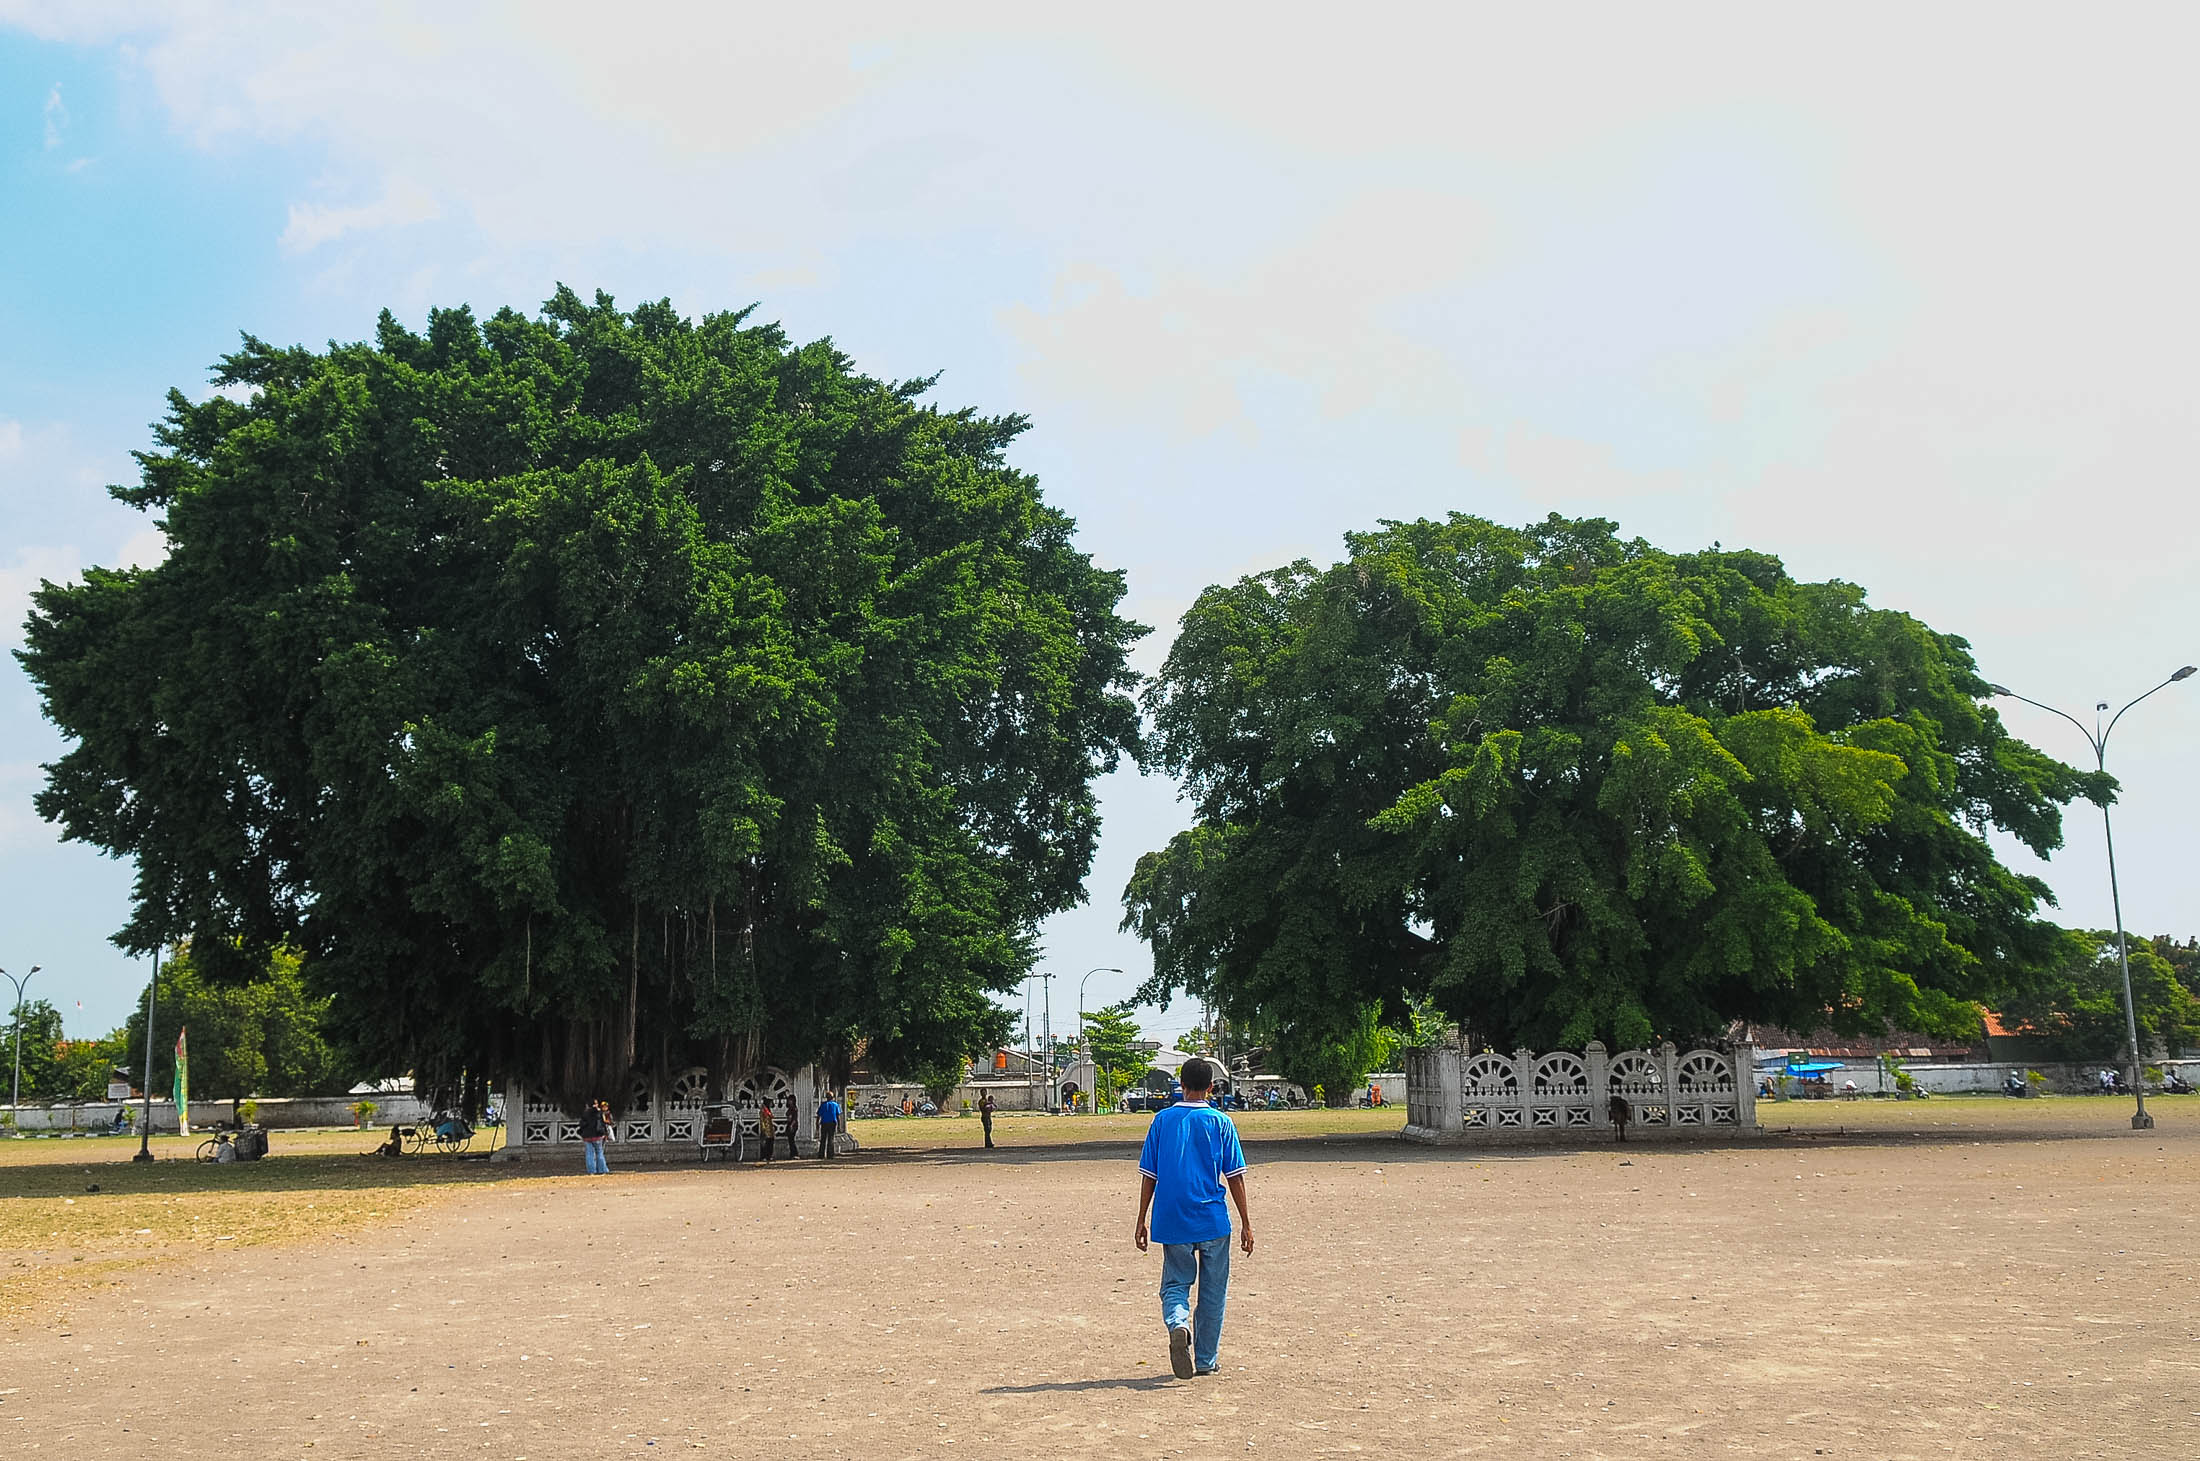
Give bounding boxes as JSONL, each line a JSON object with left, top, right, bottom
{"left": 2003, "top": 1072, "right": 2032, "bottom": 1098}
{"left": 2164, "top": 1073, "right": 2195, "bottom": 1096}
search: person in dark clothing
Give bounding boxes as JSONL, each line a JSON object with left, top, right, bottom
{"left": 817, "top": 1091, "right": 843, "bottom": 1158}
{"left": 979, "top": 1090, "right": 996, "bottom": 1149}
{"left": 577, "top": 1100, "right": 611, "bottom": 1174}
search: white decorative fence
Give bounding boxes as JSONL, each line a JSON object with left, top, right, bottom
{"left": 502, "top": 1063, "right": 843, "bottom": 1162}
{"left": 1402, "top": 1042, "right": 1757, "bottom": 1143}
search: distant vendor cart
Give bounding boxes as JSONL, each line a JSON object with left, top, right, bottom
{"left": 1759, "top": 1056, "right": 1845, "bottom": 1098}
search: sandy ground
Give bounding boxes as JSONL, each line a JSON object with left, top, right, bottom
{"left": 6, "top": 1102, "right": 2199, "bottom": 1459}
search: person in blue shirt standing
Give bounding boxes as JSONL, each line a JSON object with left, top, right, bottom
{"left": 1132, "top": 1057, "right": 1253, "bottom": 1378}
{"left": 817, "top": 1089, "right": 843, "bottom": 1158}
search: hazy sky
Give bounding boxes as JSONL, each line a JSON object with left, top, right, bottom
{"left": 4, "top": 4, "right": 2196, "bottom": 1047}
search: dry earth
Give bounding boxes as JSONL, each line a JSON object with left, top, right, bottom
{"left": 5, "top": 1101, "right": 2198, "bottom": 1459}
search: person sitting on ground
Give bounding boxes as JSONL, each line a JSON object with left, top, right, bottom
{"left": 1132, "top": 1056, "right": 1253, "bottom": 1379}
{"left": 375, "top": 1127, "right": 404, "bottom": 1158}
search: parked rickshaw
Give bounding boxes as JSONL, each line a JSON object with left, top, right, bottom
{"left": 698, "top": 1101, "right": 741, "bottom": 1163}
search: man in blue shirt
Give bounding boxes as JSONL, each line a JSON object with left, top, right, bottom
{"left": 1133, "top": 1057, "right": 1253, "bottom": 1378}
{"left": 816, "top": 1091, "right": 843, "bottom": 1158}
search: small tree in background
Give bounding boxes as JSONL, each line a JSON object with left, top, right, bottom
{"left": 1082, "top": 1003, "right": 1151, "bottom": 1110}
{"left": 2, "top": 999, "right": 65, "bottom": 1102}
{"left": 124, "top": 942, "right": 359, "bottom": 1121}
{"left": 55, "top": 1029, "right": 131, "bottom": 1104}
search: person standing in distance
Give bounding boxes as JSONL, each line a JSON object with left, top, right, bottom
{"left": 756, "top": 1098, "right": 777, "bottom": 1161}
{"left": 1132, "top": 1057, "right": 1252, "bottom": 1378}
{"left": 979, "top": 1089, "right": 996, "bottom": 1149}
{"left": 577, "top": 1099, "right": 611, "bottom": 1175}
{"left": 817, "top": 1089, "right": 843, "bottom": 1158}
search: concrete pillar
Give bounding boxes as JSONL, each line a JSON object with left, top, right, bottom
{"left": 1433, "top": 1046, "right": 1463, "bottom": 1133}
{"left": 1586, "top": 1041, "right": 1610, "bottom": 1127}
{"left": 1733, "top": 1043, "right": 1757, "bottom": 1129}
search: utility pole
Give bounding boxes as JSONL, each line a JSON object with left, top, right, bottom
{"left": 1037, "top": 971, "right": 1057, "bottom": 1112}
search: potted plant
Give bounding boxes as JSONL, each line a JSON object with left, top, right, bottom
{"left": 349, "top": 1098, "right": 378, "bottom": 1128}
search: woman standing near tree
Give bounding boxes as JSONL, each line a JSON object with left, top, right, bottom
{"left": 577, "top": 1099, "right": 610, "bottom": 1175}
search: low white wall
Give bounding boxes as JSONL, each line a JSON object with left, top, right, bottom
{"left": 2, "top": 1094, "right": 430, "bottom": 1133}
{"left": 1760, "top": 1058, "right": 2200, "bottom": 1099}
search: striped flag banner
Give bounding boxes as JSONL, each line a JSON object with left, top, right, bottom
{"left": 173, "top": 1026, "right": 190, "bottom": 1136}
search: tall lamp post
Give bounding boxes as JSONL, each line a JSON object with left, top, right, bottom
{"left": 1990, "top": 666, "right": 2196, "bottom": 1130}
{"left": 134, "top": 946, "right": 161, "bottom": 1162}
{"left": 1076, "top": 967, "right": 1124, "bottom": 1112}
{"left": 3, "top": 964, "right": 44, "bottom": 1129}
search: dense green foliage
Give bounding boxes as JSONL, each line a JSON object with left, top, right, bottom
{"left": 54, "top": 1028, "right": 132, "bottom": 1105}
{"left": 1125, "top": 513, "right": 2099, "bottom": 1055}
{"left": 22, "top": 290, "right": 1141, "bottom": 1110}
{"left": 2000, "top": 931, "right": 2199, "bottom": 1060}
{"left": 2, "top": 999, "right": 66, "bottom": 1101}
{"left": 122, "top": 943, "right": 356, "bottom": 1110}
{"left": 2152, "top": 935, "right": 2200, "bottom": 999}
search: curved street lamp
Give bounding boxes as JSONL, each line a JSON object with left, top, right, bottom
{"left": 3, "top": 964, "right": 44, "bottom": 1127}
{"left": 1989, "top": 666, "right": 2196, "bottom": 1129}
{"left": 135, "top": 946, "right": 161, "bottom": 1162}
{"left": 1077, "top": 967, "right": 1125, "bottom": 1112}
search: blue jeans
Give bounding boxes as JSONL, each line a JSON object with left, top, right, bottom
{"left": 582, "top": 1138, "right": 608, "bottom": 1174}
{"left": 1159, "top": 1235, "right": 1232, "bottom": 1371}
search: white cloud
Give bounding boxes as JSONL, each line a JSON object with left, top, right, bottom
{"left": 6, "top": 1, "right": 2200, "bottom": 935}
{"left": 0, "top": 544, "right": 83, "bottom": 651}
{"left": 0, "top": 760, "right": 48, "bottom": 853}
{"left": 279, "top": 177, "right": 439, "bottom": 253}
{"left": 0, "top": 419, "right": 21, "bottom": 455}
{"left": 41, "top": 81, "right": 66, "bottom": 148}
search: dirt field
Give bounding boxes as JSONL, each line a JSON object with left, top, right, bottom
{"left": 6, "top": 1099, "right": 2199, "bottom": 1458}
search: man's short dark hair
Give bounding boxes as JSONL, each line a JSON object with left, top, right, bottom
{"left": 1179, "top": 1058, "right": 1214, "bottom": 1093}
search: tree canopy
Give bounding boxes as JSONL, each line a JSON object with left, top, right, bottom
{"left": 1123, "top": 513, "right": 2099, "bottom": 1055}
{"left": 123, "top": 943, "right": 358, "bottom": 1110}
{"left": 22, "top": 289, "right": 1142, "bottom": 1110}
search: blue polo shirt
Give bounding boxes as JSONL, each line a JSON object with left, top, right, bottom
{"left": 1138, "top": 1100, "right": 1247, "bottom": 1245}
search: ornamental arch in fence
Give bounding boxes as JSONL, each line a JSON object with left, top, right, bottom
{"left": 1402, "top": 1042, "right": 1757, "bottom": 1144}
{"left": 503, "top": 1062, "right": 844, "bottom": 1161}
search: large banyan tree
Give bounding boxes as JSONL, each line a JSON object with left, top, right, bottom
{"left": 1124, "top": 513, "right": 2101, "bottom": 1056}
{"left": 22, "top": 290, "right": 1142, "bottom": 1110}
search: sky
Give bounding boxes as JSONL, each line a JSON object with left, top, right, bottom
{"left": 3, "top": 3, "right": 2196, "bottom": 1049}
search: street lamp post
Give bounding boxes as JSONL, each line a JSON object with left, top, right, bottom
{"left": 1990, "top": 666, "right": 2195, "bottom": 1130}
{"left": 3, "top": 964, "right": 44, "bottom": 1129}
{"left": 1076, "top": 967, "right": 1124, "bottom": 1112}
{"left": 134, "top": 947, "right": 160, "bottom": 1162}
